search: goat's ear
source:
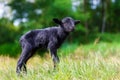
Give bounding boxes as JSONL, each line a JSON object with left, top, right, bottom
{"left": 75, "top": 20, "right": 80, "bottom": 25}
{"left": 53, "top": 18, "right": 62, "bottom": 25}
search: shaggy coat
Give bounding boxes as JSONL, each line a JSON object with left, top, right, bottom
{"left": 16, "top": 17, "right": 80, "bottom": 74}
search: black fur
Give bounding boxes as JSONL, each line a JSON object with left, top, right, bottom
{"left": 16, "top": 17, "right": 80, "bottom": 74}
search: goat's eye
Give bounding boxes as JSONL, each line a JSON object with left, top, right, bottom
{"left": 67, "top": 18, "right": 70, "bottom": 21}
{"left": 66, "top": 19, "right": 70, "bottom": 22}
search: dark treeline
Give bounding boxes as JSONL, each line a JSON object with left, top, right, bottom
{"left": 0, "top": 0, "right": 120, "bottom": 56}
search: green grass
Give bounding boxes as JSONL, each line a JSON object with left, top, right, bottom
{"left": 0, "top": 33, "right": 120, "bottom": 80}
{"left": 0, "top": 41, "right": 120, "bottom": 80}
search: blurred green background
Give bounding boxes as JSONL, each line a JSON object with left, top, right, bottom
{"left": 0, "top": 0, "right": 120, "bottom": 57}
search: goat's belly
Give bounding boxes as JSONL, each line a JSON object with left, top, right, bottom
{"left": 35, "top": 37, "right": 48, "bottom": 48}
{"left": 38, "top": 43, "right": 48, "bottom": 49}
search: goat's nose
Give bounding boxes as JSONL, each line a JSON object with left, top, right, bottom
{"left": 72, "top": 25, "right": 75, "bottom": 28}
{"left": 71, "top": 27, "right": 75, "bottom": 31}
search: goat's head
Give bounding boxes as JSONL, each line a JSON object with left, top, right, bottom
{"left": 53, "top": 17, "right": 80, "bottom": 32}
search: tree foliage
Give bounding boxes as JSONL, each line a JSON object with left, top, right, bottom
{"left": 0, "top": 0, "right": 120, "bottom": 44}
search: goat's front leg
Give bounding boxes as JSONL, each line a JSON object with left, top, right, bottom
{"left": 48, "top": 47, "right": 59, "bottom": 68}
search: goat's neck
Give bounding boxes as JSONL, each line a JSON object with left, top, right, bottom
{"left": 59, "top": 26, "right": 69, "bottom": 35}
{"left": 58, "top": 26, "right": 69, "bottom": 39}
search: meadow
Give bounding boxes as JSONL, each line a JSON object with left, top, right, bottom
{"left": 0, "top": 33, "right": 120, "bottom": 80}
{"left": 0, "top": 0, "right": 120, "bottom": 80}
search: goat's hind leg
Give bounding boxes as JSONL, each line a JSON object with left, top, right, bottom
{"left": 16, "top": 45, "right": 32, "bottom": 75}
{"left": 23, "top": 49, "right": 36, "bottom": 72}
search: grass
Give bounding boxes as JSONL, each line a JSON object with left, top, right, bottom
{"left": 0, "top": 33, "right": 120, "bottom": 80}
{"left": 0, "top": 41, "right": 120, "bottom": 80}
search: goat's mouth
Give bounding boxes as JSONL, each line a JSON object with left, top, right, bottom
{"left": 67, "top": 29, "right": 74, "bottom": 32}
{"left": 71, "top": 28, "right": 75, "bottom": 31}
{"left": 72, "top": 28, "right": 75, "bottom": 31}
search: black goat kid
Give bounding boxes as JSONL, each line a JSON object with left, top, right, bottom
{"left": 16, "top": 17, "right": 80, "bottom": 74}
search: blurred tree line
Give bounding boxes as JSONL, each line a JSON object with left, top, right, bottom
{"left": 0, "top": 0, "right": 120, "bottom": 56}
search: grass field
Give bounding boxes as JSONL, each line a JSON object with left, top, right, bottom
{"left": 0, "top": 41, "right": 120, "bottom": 80}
